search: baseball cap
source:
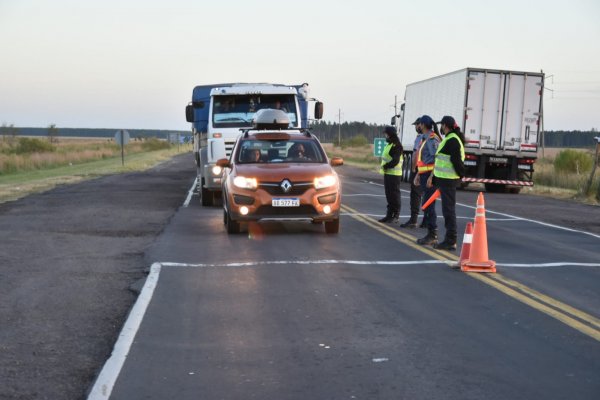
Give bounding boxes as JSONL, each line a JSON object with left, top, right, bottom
{"left": 437, "top": 115, "right": 457, "bottom": 128}
{"left": 420, "top": 115, "right": 434, "bottom": 126}
{"left": 411, "top": 117, "right": 421, "bottom": 125}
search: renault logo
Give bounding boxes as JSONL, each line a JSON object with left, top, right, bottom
{"left": 280, "top": 179, "right": 292, "bottom": 193}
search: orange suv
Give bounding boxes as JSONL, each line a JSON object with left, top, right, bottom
{"left": 217, "top": 110, "right": 343, "bottom": 234}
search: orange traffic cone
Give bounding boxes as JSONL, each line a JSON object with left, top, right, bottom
{"left": 455, "top": 222, "right": 473, "bottom": 268}
{"left": 461, "top": 192, "right": 496, "bottom": 273}
{"left": 421, "top": 189, "right": 440, "bottom": 210}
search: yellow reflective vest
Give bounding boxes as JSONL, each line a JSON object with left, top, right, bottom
{"left": 379, "top": 143, "right": 403, "bottom": 176}
{"left": 433, "top": 132, "right": 465, "bottom": 179}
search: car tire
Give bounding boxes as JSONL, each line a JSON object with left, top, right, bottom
{"left": 225, "top": 210, "right": 241, "bottom": 234}
{"left": 324, "top": 218, "right": 339, "bottom": 234}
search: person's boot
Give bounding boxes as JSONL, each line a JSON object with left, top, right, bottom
{"left": 389, "top": 212, "right": 400, "bottom": 224}
{"left": 435, "top": 232, "right": 457, "bottom": 251}
{"left": 400, "top": 215, "right": 417, "bottom": 228}
{"left": 419, "top": 218, "right": 426, "bottom": 228}
{"left": 378, "top": 211, "right": 392, "bottom": 223}
{"left": 417, "top": 229, "right": 438, "bottom": 246}
{"left": 434, "top": 238, "right": 457, "bottom": 251}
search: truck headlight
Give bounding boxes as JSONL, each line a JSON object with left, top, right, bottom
{"left": 212, "top": 166, "right": 223, "bottom": 175}
{"left": 233, "top": 176, "right": 258, "bottom": 190}
{"left": 314, "top": 175, "right": 337, "bottom": 189}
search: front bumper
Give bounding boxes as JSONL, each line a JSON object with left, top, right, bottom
{"left": 226, "top": 186, "right": 341, "bottom": 222}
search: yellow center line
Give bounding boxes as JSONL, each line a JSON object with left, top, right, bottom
{"left": 341, "top": 204, "right": 600, "bottom": 341}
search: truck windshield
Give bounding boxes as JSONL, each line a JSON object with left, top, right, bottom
{"left": 237, "top": 139, "right": 325, "bottom": 164}
{"left": 212, "top": 95, "right": 298, "bottom": 128}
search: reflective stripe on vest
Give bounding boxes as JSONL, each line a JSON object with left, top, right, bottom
{"left": 416, "top": 132, "right": 437, "bottom": 174}
{"left": 433, "top": 132, "right": 465, "bottom": 179}
{"left": 379, "top": 143, "right": 403, "bottom": 176}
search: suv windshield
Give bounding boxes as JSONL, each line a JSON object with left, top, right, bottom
{"left": 212, "top": 95, "right": 298, "bottom": 128}
{"left": 237, "top": 138, "right": 325, "bottom": 164}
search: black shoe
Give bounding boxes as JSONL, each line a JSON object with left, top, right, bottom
{"left": 417, "top": 230, "right": 438, "bottom": 246}
{"left": 388, "top": 216, "right": 400, "bottom": 224}
{"left": 419, "top": 220, "right": 426, "bottom": 228}
{"left": 378, "top": 214, "right": 392, "bottom": 223}
{"left": 434, "top": 240, "right": 457, "bottom": 251}
{"left": 400, "top": 219, "right": 417, "bottom": 228}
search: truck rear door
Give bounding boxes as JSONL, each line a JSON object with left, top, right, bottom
{"left": 502, "top": 73, "right": 543, "bottom": 153}
{"left": 465, "top": 70, "right": 503, "bottom": 150}
{"left": 465, "top": 70, "right": 543, "bottom": 154}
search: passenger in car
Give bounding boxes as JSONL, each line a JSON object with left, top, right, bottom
{"left": 243, "top": 148, "right": 262, "bottom": 163}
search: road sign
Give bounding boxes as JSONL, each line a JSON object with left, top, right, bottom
{"left": 115, "top": 130, "right": 130, "bottom": 166}
{"left": 373, "top": 138, "right": 386, "bottom": 157}
{"left": 115, "top": 130, "right": 130, "bottom": 146}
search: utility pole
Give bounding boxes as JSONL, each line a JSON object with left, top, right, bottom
{"left": 338, "top": 108, "right": 341, "bottom": 147}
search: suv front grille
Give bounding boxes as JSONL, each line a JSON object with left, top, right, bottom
{"left": 259, "top": 181, "right": 313, "bottom": 196}
{"left": 255, "top": 205, "right": 317, "bottom": 216}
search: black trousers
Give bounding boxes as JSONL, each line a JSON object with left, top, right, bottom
{"left": 408, "top": 169, "right": 423, "bottom": 219}
{"left": 436, "top": 178, "right": 459, "bottom": 241}
{"left": 383, "top": 174, "right": 401, "bottom": 215}
{"left": 419, "top": 172, "right": 437, "bottom": 230}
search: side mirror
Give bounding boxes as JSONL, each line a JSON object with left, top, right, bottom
{"left": 391, "top": 116, "right": 397, "bottom": 126}
{"left": 314, "top": 102, "right": 324, "bottom": 120}
{"left": 216, "top": 158, "right": 230, "bottom": 168}
{"left": 185, "top": 104, "right": 194, "bottom": 123}
{"left": 330, "top": 157, "right": 344, "bottom": 167}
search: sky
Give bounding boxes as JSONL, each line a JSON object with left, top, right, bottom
{"left": 1, "top": 0, "right": 599, "bottom": 131}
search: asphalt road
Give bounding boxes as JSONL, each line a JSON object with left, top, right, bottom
{"left": 1, "top": 153, "right": 598, "bottom": 399}
{"left": 91, "top": 162, "right": 599, "bottom": 400}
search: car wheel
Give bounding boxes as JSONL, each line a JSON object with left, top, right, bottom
{"left": 324, "top": 218, "right": 339, "bottom": 234}
{"left": 225, "top": 210, "right": 241, "bottom": 234}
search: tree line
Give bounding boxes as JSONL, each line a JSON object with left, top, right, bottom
{"left": 2, "top": 123, "right": 597, "bottom": 148}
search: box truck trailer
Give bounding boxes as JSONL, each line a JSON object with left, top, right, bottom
{"left": 185, "top": 83, "right": 323, "bottom": 205}
{"left": 394, "top": 68, "right": 544, "bottom": 193}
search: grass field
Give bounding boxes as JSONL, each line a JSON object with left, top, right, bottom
{"left": 0, "top": 137, "right": 191, "bottom": 203}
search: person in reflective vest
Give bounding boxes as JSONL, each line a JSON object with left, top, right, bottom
{"left": 414, "top": 115, "right": 441, "bottom": 245}
{"left": 400, "top": 117, "right": 424, "bottom": 228}
{"left": 430, "top": 115, "right": 466, "bottom": 251}
{"left": 378, "top": 126, "right": 404, "bottom": 223}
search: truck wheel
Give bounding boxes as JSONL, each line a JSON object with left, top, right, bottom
{"left": 201, "top": 178, "right": 213, "bottom": 206}
{"left": 508, "top": 187, "right": 521, "bottom": 194}
{"left": 225, "top": 210, "right": 240, "bottom": 234}
{"left": 324, "top": 218, "right": 340, "bottom": 234}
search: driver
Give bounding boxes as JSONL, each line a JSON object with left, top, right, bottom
{"left": 287, "top": 143, "right": 309, "bottom": 160}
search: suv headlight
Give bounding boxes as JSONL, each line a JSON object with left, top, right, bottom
{"left": 212, "top": 165, "right": 223, "bottom": 175}
{"left": 314, "top": 175, "right": 337, "bottom": 189}
{"left": 233, "top": 176, "right": 258, "bottom": 190}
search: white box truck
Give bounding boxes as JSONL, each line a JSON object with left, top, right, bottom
{"left": 395, "top": 68, "right": 544, "bottom": 193}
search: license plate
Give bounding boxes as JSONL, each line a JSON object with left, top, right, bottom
{"left": 489, "top": 157, "right": 508, "bottom": 163}
{"left": 272, "top": 198, "right": 300, "bottom": 207}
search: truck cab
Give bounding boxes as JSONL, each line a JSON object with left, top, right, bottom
{"left": 186, "top": 83, "right": 323, "bottom": 205}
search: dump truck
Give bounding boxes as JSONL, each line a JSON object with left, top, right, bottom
{"left": 394, "top": 68, "right": 545, "bottom": 193}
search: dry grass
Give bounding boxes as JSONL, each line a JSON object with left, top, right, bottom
{"left": 0, "top": 137, "right": 170, "bottom": 175}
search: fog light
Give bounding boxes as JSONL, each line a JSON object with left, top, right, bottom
{"left": 240, "top": 206, "right": 249, "bottom": 215}
{"left": 212, "top": 165, "right": 222, "bottom": 175}
{"left": 323, "top": 205, "right": 331, "bottom": 214}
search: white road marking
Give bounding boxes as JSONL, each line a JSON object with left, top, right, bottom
{"left": 343, "top": 194, "right": 385, "bottom": 197}
{"left": 183, "top": 177, "right": 197, "bottom": 207}
{"left": 341, "top": 211, "right": 518, "bottom": 221}
{"left": 362, "top": 180, "right": 600, "bottom": 240}
{"left": 496, "top": 262, "right": 600, "bottom": 268}
{"left": 372, "top": 358, "right": 389, "bottom": 363}
{"left": 87, "top": 263, "right": 162, "bottom": 400}
{"left": 160, "top": 260, "right": 453, "bottom": 268}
